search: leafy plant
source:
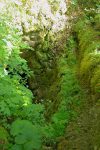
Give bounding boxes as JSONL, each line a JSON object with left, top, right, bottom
{"left": 0, "top": 126, "right": 9, "bottom": 150}
{"left": 10, "top": 120, "right": 42, "bottom": 150}
{"left": 0, "top": 5, "right": 46, "bottom": 149}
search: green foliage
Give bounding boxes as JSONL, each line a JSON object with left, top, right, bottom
{"left": 77, "top": 0, "right": 100, "bottom": 9}
{"left": 0, "top": 5, "right": 46, "bottom": 149}
{"left": 21, "top": 104, "right": 45, "bottom": 124}
{"left": 10, "top": 120, "right": 42, "bottom": 150}
{"left": 43, "top": 44, "right": 82, "bottom": 145}
{"left": 0, "top": 1, "right": 48, "bottom": 150}
{"left": 0, "top": 20, "right": 34, "bottom": 125}
{"left": 0, "top": 76, "right": 32, "bottom": 117}
{"left": 51, "top": 59, "right": 80, "bottom": 137}
{"left": 0, "top": 126, "right": 9, "bottom": 150}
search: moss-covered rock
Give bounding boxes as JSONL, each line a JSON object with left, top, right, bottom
{"left": 74, "top": 16, "right": 100, "bottom": 101}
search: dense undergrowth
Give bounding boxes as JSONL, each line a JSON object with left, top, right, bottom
{"left": 0, "top": 0, "right": 100, "bottom": 150}
{"left": 0, "top": 17, "right": 82, "bottom": 149}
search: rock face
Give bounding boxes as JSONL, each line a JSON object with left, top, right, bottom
{"left": 21, "top": 30, "right": 59, "bottom": 107}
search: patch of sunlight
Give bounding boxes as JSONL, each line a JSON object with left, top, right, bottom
{"left": 0, "top": 1, "right": 5, "bottom": 10}
{"left": 23, "top": 96, "right": 31, "bottom": 106}
{"left": 90, "top": 48, "right": 100, "bottom": 56}
{"left": 2, "top": 39, "right": 13, "bottom": 55}
{"left": 23, "top": 0, "right": 67, "bottom": 32}
{"left": 12, "top": 0, "right": 22, "bottom": 5}
{"left": 1, "top": 0, "right": 68, "bottom": 33}
{"left": 94, "top": 48, "right": 100, "bottom": 54}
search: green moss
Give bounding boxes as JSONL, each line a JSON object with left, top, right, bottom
{"left": 74, "top": 14, "right": 100, "bottom": 101}
{"left": 79, "top": 52, "right": 100, "bottom": 91}
{"left": 91, "top": 66, "right": 100, "bottom": 94}
{"left": 76, "top": 24, "right": 99, "bottom": 60}
{"left": 36, "top": 51, "right": 48, "bottom": 61}
{"left": 94, "top": 14, "right": 100, "bottom": 29}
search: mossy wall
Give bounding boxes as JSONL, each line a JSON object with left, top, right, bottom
{"left": 21, "top": 29, "right": 58, "bottom": 104}
{"left": 74, "top": 15, "right": 100, "bottom": 102}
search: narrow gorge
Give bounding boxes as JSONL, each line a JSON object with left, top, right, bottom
{"left": 0, "top": 0, "right": 99, "bottom": 150}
